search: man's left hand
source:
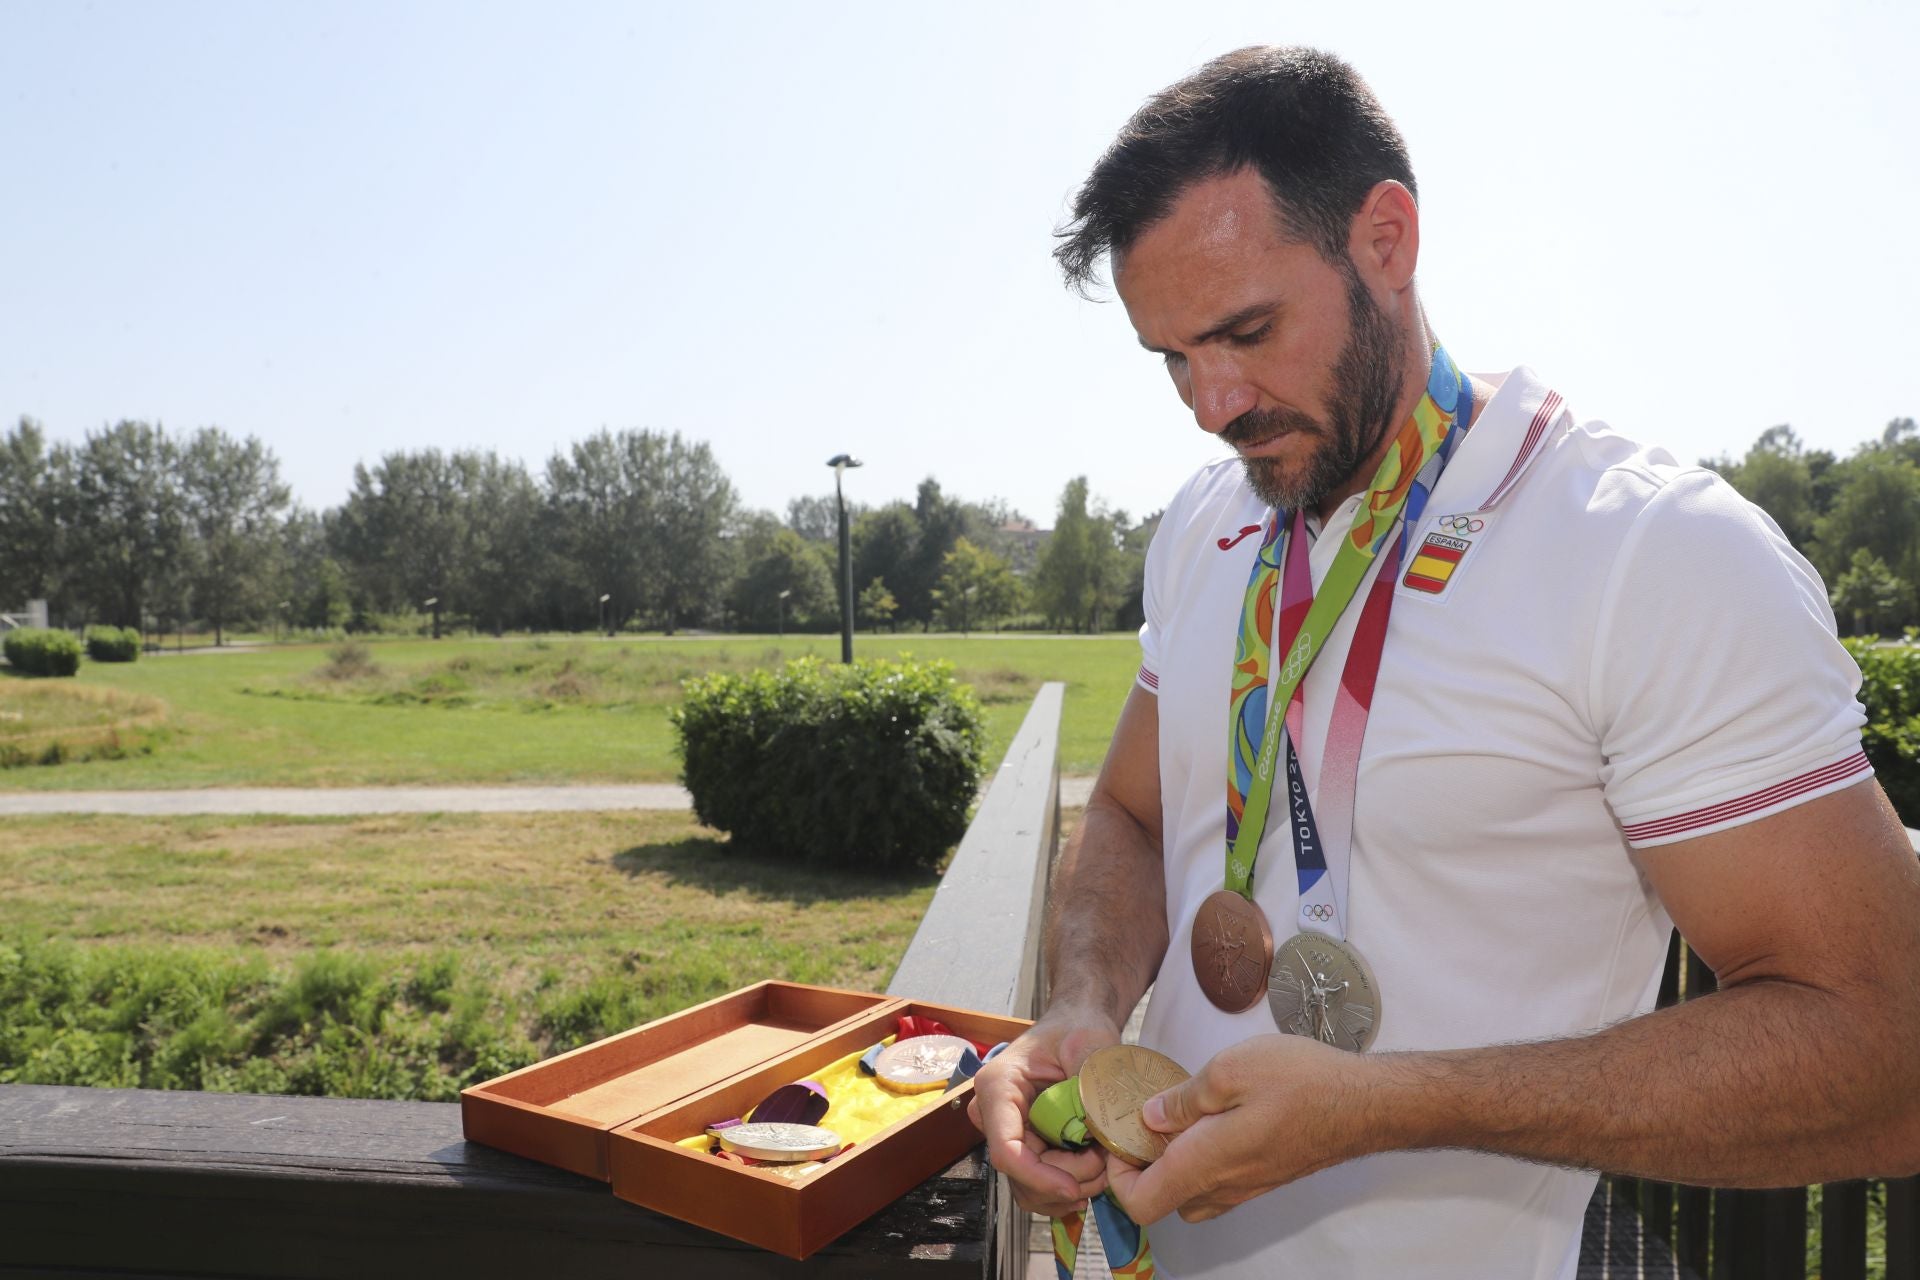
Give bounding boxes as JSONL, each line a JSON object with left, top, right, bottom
{"left": 1104, "top": 1033, "right": 1371, "bottom": 1224}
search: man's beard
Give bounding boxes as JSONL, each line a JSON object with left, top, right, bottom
{"left": 1222, "top": 265, "right": 1405, "bottom": 514}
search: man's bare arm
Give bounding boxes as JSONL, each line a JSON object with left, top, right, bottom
{"left": 1043, "top": 684, "right": 1169, "bottom": 1032}
{"left": 1370, "top": 779, "right": 1920, "bottom": 1183}
{"left": 1112, "top": 780, "right": 1920, "bottom": 1223}
{"left": 969, "top": 684, "right": 1167, "bottom": 1214}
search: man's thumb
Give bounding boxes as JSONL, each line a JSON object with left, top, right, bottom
{"left": 1140, "top": 1075, "right": 1207, "bottom": 1134}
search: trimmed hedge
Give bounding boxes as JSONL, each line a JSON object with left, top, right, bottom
{"left": 1844, "top": 638, "right": 1920, "bottom": 827}
{"left": 84, "top": 625, "right": 141, "bottom": 663}
{"left": 2, "top": 627, "right": 82, "bottom": 677}
{"left": 672, "top": 657, "right": 986, "bottom": 871}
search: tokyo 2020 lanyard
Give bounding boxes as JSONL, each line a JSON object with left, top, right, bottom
{"left": 1191, "top": 345, "right": 1470, "bottom": 1018}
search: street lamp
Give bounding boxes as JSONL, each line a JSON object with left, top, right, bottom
{"left": 599, "top": 593, "right": 612, "bottom": 637}
{"left": 777, "top": 588, "right": 791, "bottom": 640}
{"left": 423, "top": 597, "right": 440, "bottom": 641}
{"left": 826, "top": 454, "right": 863, "bottom": 664}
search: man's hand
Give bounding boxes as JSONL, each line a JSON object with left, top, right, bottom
{"left": 1104, "top": 1034, "right": 1364, "bottom": 1225}
{"left": 968, "top": 1012, "right": 1123, "bottom": 1216}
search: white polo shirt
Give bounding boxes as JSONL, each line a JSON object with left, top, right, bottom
{"left": 1131, "top": 366, "right": 1869, "bottom": 1279}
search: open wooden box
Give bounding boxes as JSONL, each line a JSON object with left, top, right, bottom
{"left": 460, "top": 981, "right": 1031, "bottom": 1259}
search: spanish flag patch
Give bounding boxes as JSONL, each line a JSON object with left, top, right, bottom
{"left": 1403, "top": 532, "right": 1469, "bottom": 594}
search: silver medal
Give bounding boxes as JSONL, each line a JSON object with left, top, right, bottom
{"left": 1266, "top": 931, "right": 1381, "bottom": 1052}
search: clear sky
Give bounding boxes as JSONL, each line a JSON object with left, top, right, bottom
{"left": 2, "top": 0, "right": 1915, "bottom": 528}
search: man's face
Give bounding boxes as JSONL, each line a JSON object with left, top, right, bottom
{"left": 1114, "top": 168, "right": 1403, "bottom": 513}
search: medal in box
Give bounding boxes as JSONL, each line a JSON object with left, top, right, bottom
{"left": 460, "top": 979, "right": 1030, "bottom": 1259}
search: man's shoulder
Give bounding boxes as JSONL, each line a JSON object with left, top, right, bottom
{"left": 1466, "top": 368, "right": 1746, "bottom": 540}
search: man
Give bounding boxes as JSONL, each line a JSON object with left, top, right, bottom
{"left": 970, "top": 46, "right": 1920, "bottom": 1277}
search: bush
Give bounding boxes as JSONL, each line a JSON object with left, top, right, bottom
{"left": 320, "top": 639, "right": 378, "bottom": 680}
{"left": 84, "top": 625, "right": 141, "bottom": 663}
{"left": 1844, "top": 638, "right": 1920, "bottom": 826}
{"left": 2, "top": 628, "right": 82, "bottom": 677}
{"left": 671, "top": 657, "right": 986, "bottom": 871}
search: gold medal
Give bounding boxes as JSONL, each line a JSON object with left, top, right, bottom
{"left": 1077, "top": 1044, "right": 1190, "bottom": 1167}
{"left": 873, "top": 1034, "right": 974, "bottom": 1093}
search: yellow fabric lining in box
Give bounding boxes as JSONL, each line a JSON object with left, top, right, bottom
{"left": 675, "top": 1035, "right": 950, "bottom": 1153}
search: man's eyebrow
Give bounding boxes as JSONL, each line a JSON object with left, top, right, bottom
{"left": 1136, "top": 300, "right": 1281, "bottom": 356}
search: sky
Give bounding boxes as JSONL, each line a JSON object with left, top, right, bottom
{"left": 2, "top": 0, "right": 1916, "bottom": 529}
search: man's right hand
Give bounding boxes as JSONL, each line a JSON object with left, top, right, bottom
{"left": 967, "top": 1012, "right": 1122, "bottom": 1216}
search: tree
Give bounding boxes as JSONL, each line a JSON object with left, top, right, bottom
{"left": 0, "top": 418, "right": 57, "bottom": 608}
{"left": 335, "top": 449, "right": 478, "bottom": 638}
{"left": 465, "top": 454, "right": 545, "bottom": 636}
{"left": 787, "top": 493, "right": 864, "bottom": 543}
{"left": 729, "top": 523, "right": 834, "bottom": 630}
{"left": 1831, "top": 547, "right": 1911, "bottom": 637}
{"left": 545, "top": 428, "right": 739, "bottom": 634}
{"left": 180, "top": 428, "right": 290, "bottom": 646}
{"left": 933, "top": 537, "right": 1022, "bottom": 634}
{"left": 851, "top": 503, "right": 919, "bottom": 625}
{"left": 1032, "top": 477, "right": 1131, "bottom": 632}
{"left": 281, "top": 509, "right": 353, "bottom": 631}
{"left": 650, "top": 433, "right": 739, "bottom": 633}
{"left": 64, "top": 421, "right": 188, "bottom": 629}
{"left": 858, "top": 577, "right": 898, "bottom": 632}
{"left": 896, "top": 479, "right": 970, "bottom": 631}
{"left": 1809, "top": 453, "right": 1920, "bottom": 596}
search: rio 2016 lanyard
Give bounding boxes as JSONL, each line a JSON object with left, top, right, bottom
{"left": 1191, "top": 345, "right": 1471, "bottom": 1020}
{"left": 1224, "top": 343, "right": 1472, "bottom": 910}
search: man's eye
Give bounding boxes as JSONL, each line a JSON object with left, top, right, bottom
{"left": 1228, "top": 322, "right": 1273, "bottom": 347}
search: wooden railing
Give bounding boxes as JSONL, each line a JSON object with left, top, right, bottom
{"left": 0, "top": 682, "right": 1067, "bottom": 1278}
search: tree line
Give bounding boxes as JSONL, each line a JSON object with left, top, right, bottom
{"left": 0, "top": 417, "right": 1155, "bottom": 641}
{"left": 1705, "top": 417, "right": 1920, "bottom": 636}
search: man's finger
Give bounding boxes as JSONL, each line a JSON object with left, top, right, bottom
{"left": 1104, "top": 1124, "right": 1218, "bottom": 1225}
{"left": 985, "top": 1124, "right": 1085, "bottom": 1204}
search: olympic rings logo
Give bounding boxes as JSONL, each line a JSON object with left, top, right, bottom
{"left": 1301, "top": 904, "right": 1335, "bottom": 922}
{"left": 1436, "top": 515, "right": 1485, "bottom": 534}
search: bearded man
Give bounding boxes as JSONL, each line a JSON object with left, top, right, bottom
{"left": 969, "top": 46, "right": 1920, "bottom": 1278}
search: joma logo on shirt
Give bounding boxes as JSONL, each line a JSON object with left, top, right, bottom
{"left": 1217, "top": 524, "right": 1263, "bottom": 550}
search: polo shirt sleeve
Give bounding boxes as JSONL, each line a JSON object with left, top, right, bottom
{"left": 1137, "top": 510, "right": 1169, "bottom": 696}
{"left": 1592, "top": 468, "right": 1869, "bottom": 847}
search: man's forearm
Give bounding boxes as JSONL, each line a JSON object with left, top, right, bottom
{"left": 1362, "top": 977, "right": 1920, "bottom": 1186}
{"left": 1042, "top": 796, "right": 1168, "bottom": 1032}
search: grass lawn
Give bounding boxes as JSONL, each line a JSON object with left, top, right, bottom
{"left": 0, "top": 811, "right": 942, "bottom": 1098}
{"left": 0, "top": 633, "right": 1137, "bottom": 790}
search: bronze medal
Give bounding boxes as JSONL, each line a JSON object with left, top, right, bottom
{"left": 1266, "top": 930, "right": 1381, "bottom": 1051}
{"left": 1189, "top": 888, "right": 1275, "bottom": 1012}
{"left": 1077, "top": 1044, "right": 1191, "bottom": 1167}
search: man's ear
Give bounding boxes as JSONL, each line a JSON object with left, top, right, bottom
{"left": 1348, "top": 179, "right": 1420, "bottom": 294}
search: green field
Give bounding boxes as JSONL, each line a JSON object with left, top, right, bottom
{"left": 0, "top": 810, "right": 940, "bottom": 1098}
{"left": 0, "top": 633, "right": 1137, "bottom": 790}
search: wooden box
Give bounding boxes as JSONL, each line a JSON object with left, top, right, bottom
{"left": 608, "top": 996, "right": 1030, "bottom": 1258}
{"left": 459, "top": 980, "right": 892, "bottom": 1181}
{"left": 461, "top": 983, "right": 1030, "bottom": 1259}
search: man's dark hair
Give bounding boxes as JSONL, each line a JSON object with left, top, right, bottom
{"left": 1054, "top": 46, "right": 1417, "bottom": 292}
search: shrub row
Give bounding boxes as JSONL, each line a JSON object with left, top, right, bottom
{"left": 1845, "top": 638, "right": 1920, "bottom": 827}
{"left": 2, "top": 628, "right": 82, "bottom": 677}
{"left": 83, "top": 625, "right": 141, "bottom": 663}
{"left": 672, "top": 657, "right": 986, "bottom": 871}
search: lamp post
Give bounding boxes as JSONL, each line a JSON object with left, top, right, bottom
{"left": 777, "top": 588, "right": 791, "bottom": 640}
{"left": 826, "top": 454, "right": 862, "bottom": 664}
{"left": 423, "top": 597, "right": 440, "bottom": 641}
{"left": 599, "top": 593, "right": 612, "bottom": 637}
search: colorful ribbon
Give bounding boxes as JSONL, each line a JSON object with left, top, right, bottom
{"left": 1031, "top": 1077, "right": 1157, "bottom": 1278}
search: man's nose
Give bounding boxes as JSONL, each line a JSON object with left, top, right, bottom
{"left": 1188, "top": 360, "right": 1256, "bottom": 435}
